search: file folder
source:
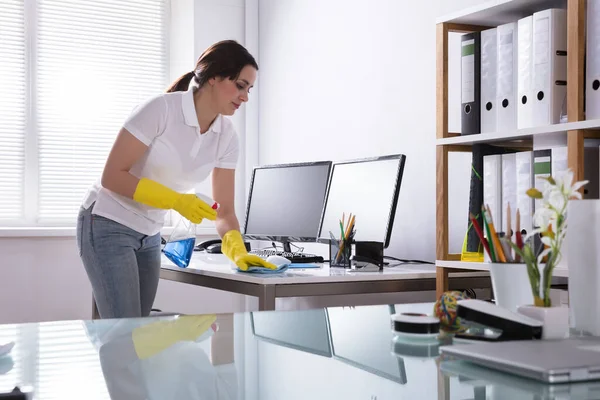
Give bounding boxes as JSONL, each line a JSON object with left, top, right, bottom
{"left": 585, "top": 147, "right": 600, "bottom": 199}
{"left": 532, "top": 9, "right": 567, "bottom": 127}
{"left": 502, "top": 153, "right": 517, "bottom": 235}
{"left": 481, "top": 28, "right": 497, "bottom": 133}
{"left": 533, "top": 149, "right": 552, "bottom": 213}
{"left": 461, "top": 32, "right": 481, "bottom": 135}
{"left": 517, "top": 16, "right": 534, "bottom": 129}
{"left": 467, "top": 145, "right": 499, "bottom": 254}
{"left": 587, "top": 0, "right": 600, "bottom": 120}
{"left": 516, "top": 151, "right": 534, "bottom": 236}
{"left": 496, "top": 22, "right": 519, "bottom": 132}
{"left": 551, "top": 146, "right": 568, "bottom": 178}
{"left": 484, "top": 154, "right": 502, "bottom": 261}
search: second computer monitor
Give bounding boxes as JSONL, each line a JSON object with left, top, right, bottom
{"left": 318, "top": 154, "right": 406, "bottom": 248}
{"left": 243, "top": 161, "right": 332, "bottom": 248}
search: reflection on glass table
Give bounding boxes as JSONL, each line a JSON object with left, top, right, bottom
{"left": 250, "top": 308, "right": 331, "bottom": 357}
{"left": 327, "top": 305, "right": 407, "bottom": 384}
{"left": 441, "top": 359, "right": 600, "bottom": 400}
{"left": 2, "top": 302, "right": 569, "bottom": 400}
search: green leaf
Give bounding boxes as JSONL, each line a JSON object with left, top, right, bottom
{"left": 526, "top": 188, "right": 543, "bottom": 199}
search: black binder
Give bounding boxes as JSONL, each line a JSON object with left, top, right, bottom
{"left": 461, "top": 32, "right": 481, "bottom": 135}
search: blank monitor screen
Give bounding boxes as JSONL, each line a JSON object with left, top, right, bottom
{"left": 243, "top": 161, "right": 332, "bottom": 240}
{"left": 318, "top": 155, "right": 405, "bottom": 247}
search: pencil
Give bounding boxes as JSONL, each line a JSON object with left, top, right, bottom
{"left": 470, "top": 213, "right": 492, "bottom": 260}
{"left": 515, "top": 209, "right": 522, "bottom": 262}
{"left": 506, "top": 202, "right": 512, "bottom": 260}
{"left": 481, "top": 206, "right": 497, "bottom": 262}
{"left": 506, "top": 202, "right": 512, "bottom": 238}
{"left": 485, "top": 205, "right": 506, "bottom": 263}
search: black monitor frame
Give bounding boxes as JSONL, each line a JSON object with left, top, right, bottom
{"left": 317, "top": 154, "right": 406, "bottom": 249}
{"left": 242, "top": 160, "right": 333, "bottom": 252}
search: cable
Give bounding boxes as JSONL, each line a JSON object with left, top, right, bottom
{"left": 383, "top": 255, "right": 434, "bottom": 265}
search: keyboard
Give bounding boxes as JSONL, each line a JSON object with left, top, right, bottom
{"left": 249, "top": 249, "right": 324, "bottom": 264}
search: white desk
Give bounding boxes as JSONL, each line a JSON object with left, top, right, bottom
{"left": 159, "top": 253, "right": 492, "bottom": 310}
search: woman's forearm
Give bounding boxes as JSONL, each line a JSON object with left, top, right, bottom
{"left": 101, "top": 170, "right": 140, "bottom": 199}
{"left": 215, "top": 213, "right": 240, "bottom": 238}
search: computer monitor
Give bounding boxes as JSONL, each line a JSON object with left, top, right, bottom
{"left": 243, "top": 161, "right": 332, "bottom": 252}
{"left": 318, "top": 154, "right": 406, "bottom": 248}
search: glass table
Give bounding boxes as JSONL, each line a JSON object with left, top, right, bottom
{"left": 0, "top": 302, "right": 597, "bottom": 399}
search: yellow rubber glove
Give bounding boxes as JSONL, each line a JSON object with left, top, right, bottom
{"left": 221, "top": 230, "right": 277, "bottom": 270}
{"left": 133, "top": 178, "right": 217, "bottom": 224}
{"left": 132, "top": 314, "right": 217, "bottom": 360}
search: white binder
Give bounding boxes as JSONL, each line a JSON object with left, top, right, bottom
{"left": 532, "top": 9, "right": 567, "bottom": 127}
{"left": 552, "top": 146, "right": 568, "bottom": 179}
{"left": 516, "top": 151, "right": 534, "bottom": 237}
{"left": 587, "top": 0, "right": 600, "bottom": 120}
{"left": 496, "top": 22, "right": 518, "bottom": 132}
{"left": 517, "top": 16, "right": 534, "bottom": 129}
{"left": 501, "top": 153, "right": 517, "bottom": 235}
{"left": 484, "top": 154, "right": 503, "bottom": 248}
{"left": 481, "top": 28, "right": 497, "bottom": 133}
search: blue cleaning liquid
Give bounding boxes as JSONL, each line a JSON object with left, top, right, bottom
{"left": 163, "top": 237, "right": 196, "bottom": 268}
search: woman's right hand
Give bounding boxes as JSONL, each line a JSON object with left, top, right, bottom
{"left": 173, "top": 194, "right": 217, "bottom": 224}
{"left": 132, "top": 178, "right": 217, "bottom": 223}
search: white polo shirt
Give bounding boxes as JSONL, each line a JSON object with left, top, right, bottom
{"left": 82, "top": 88, "right": 239, "bottom": 235}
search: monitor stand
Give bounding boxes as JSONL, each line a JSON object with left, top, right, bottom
{"left": 281, "top": 239, "right": 293, "bottom": 254}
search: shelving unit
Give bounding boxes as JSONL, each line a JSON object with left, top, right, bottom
{"left": 435, "top": 0, "right": 596, "bottom": 297}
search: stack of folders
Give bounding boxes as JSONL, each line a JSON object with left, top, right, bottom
{"left": 482, "top": 148, "right": 567, "bottom": 262}
{"left": 461, "top": 8, "right": 577, "bottom": 135}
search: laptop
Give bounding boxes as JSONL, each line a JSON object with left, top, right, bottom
{"left": 440, "top": 337, "right": 600, "bottom": 383}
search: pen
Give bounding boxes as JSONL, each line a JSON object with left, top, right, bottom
{"left": 485, "top": 205, "right": 506, "bottom": 263}
{"left": 515, "top": 209, "right": 522, "bottom": 262}
{"left": 470, "top": 213, "right": 492, "bottom": 260}
{"left": 481, "top": 206, "right": 497, "bottom": 262}
{"left": 499, "top": 233, "right": 513, "bottom": 263}
{"left": 506, "top": 202, "right": 512, "bottom": 260}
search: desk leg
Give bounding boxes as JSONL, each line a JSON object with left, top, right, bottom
{"left": 92, "top": 297, "right": 100, "bottom": 320}
{"left": 258, "top": 285, "right": 276, "bottom": 311}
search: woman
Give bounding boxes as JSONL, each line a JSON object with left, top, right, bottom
{"left": 77, "top": 40, "right": 275, "bottom": 319}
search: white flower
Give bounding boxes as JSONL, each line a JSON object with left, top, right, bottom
{"left": 537, "top": 248, "right": 551, "bottom": 266}
{"left": 534, "top": 207, "right": 553, "bottom": 232}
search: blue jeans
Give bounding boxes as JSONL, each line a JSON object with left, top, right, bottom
{"left": 77, "top": 204, "right": 162, "bottom": 319}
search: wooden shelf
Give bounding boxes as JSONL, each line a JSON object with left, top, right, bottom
{"left": 435, "top": 0, "right": 585, "bottom": 297}
{"left": 436, "top": 260, "right": 569, "bottom": 278}
{"left": 437, "top": 119, "right": 600, "bottom": 146}
{"left": 436, "top": 0, "right": 566, "bottom": 26}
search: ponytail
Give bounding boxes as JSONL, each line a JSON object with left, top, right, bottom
{"left": 167, "top": 41, "right": 258, "bottom": 94}
{"left": 166, "top": 71, "right": 196, "bottom": 93}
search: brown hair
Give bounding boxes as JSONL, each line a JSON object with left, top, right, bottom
{"left": 166, "top": 40, "right": 258, "bottom": 93}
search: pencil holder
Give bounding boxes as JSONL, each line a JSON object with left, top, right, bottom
{"left": 330, "top": 239, "right": 352, "bottom": 268}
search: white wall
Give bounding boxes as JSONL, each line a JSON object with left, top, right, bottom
{"left": 0, "top": 0, "right": 256, "bottom": 325}
{"left": 257, "top": 0, "right": 483, "bottom": 261}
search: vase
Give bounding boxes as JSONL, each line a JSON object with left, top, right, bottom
{"left": 517, "top": 305, "right": 569, "bottom": 339}
{"left": 489, "top": 263, "right": 534, "bottom": 313}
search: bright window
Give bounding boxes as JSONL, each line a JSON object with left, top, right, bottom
{"left": 0, "top": 0, "right": 169, "bottom": 226}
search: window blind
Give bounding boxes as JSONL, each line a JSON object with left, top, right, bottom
{"left": 36, "top": 0, "right": 168, "bottom": 223}
{"left": 0, "top": 325, "right": 21, "bottom": 394}
{"left": 0, "top": 0, "right": 26, "bottom": 222}
{"left": 36, "top": 321, "right": 109, "bottom": 399}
